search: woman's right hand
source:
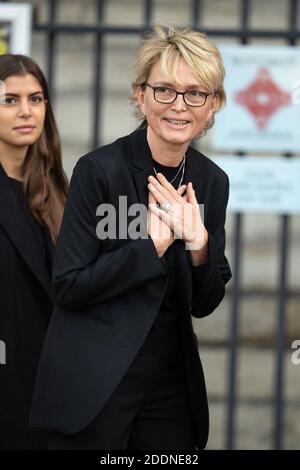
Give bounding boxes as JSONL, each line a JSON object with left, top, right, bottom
{"left": 147, "top": 185, "right": 186, "bottom": 258}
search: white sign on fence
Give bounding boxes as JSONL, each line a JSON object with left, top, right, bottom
{"left": 213, "top": 45, "right": 300, "bottom": 153}
{"left": 0, "top": 3, "right": 32, "bottom": 55}
{"left": 213, "top": 156, "right": 300, "bottom": 214}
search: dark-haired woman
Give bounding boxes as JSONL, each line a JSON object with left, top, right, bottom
{"left": 0, "top": 54, "right": 68, "bottom": 449}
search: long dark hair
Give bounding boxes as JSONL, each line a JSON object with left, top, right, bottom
{"left": 0, "top": 54, "right": 68, "bottom": 243}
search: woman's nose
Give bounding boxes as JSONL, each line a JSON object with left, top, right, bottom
{"left": 171, "top": 93, "right": 187, "bottom": 111}
{"left": 18, "top": 99, "right": 32, "bottom": 118}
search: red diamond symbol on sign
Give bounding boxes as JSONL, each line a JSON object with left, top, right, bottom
{"left": 234, "top": 68, "right": 291, "bottom": 129}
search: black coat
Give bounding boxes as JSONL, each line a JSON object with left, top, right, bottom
{"left": 0, "top": 164, "right": 54, "bottom": 449}
{"left": 30, "top": 128, "right": 231, "bottom": 449}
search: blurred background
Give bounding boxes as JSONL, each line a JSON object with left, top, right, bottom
{"left": 1, "top": 0, "right": 299, "bottom": 450}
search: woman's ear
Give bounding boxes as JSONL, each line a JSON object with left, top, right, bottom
{"left": 136, "top": 85, "right": 145, "bottom": 116}
{"left": 211, "top": 93, "right": 220, "bottom": 113}
{"left": 207, "top": 93, "right": 220, "bottom": 121}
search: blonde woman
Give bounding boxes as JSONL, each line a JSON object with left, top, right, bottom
{"left": 30, "top": 26, "right": 231, "bottom": 450}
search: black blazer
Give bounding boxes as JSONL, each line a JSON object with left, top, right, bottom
{"left": 30, "top": 128, "right": 231, "bottom": 449}
{"left": 0, "top": 164, "right": 53, "bottom": 449}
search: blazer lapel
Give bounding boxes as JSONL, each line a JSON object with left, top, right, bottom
{"left": 128, "top": 128, "right": 155, "bottom": 208}
{"left": 183, "top": 144, "right": 203, "bottom": 196}
{"left": 0, "top": 164, "right": 52, "bottom": 299}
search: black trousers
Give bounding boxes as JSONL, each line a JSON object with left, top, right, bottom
{"left": 49, "top": 347, "right": 196, "bottom": 450}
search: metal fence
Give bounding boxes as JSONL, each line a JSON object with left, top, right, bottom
{"left": 1, "top": 0, "right": 299, "bottom": 450}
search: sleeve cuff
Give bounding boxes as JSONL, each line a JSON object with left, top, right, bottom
{"left": 188, "top": 233, "right": 218, "bottom": 274}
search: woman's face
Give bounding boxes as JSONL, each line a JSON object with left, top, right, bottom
{"left": 0, "top": 73, "right": 46, "bottom": 154}
{"left": 137, "top": 57, "right": 219, "bottom": 149}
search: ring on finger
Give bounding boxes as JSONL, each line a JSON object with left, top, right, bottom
{"left": 160, "top": 202, "right": 172, "bottom": 213}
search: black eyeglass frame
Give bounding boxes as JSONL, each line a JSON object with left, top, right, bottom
{"left": 143, "top": 81, "right": 215, "bottom": 107}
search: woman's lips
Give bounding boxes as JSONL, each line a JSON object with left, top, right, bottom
{"left": 163, "top": 118, "right": 190, "bottom": 129}
{"left": 13, "top": 126, "right": 35, "bottom": 133}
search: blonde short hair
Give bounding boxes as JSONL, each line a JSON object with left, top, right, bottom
{"left": 131, "top": 25, "right": 226, "bottom": 130}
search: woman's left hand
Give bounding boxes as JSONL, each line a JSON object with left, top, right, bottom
{"left": 148, "top": 173, "right": 208, "bottom": 252}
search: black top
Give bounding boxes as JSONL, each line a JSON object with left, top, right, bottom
{"left": 137, "top": 158, "right": 186, "bottom": 357}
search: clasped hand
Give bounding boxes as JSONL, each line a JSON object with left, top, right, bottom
{"left": 147, "top": 172, "right": 208, "bottom": 258}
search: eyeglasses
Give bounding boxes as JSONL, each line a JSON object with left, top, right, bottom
{"left": 143, "top": 82, "right": 214, "bottom": 107}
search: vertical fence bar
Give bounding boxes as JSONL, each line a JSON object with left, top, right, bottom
{"left": 273, "top": 0, "right": 297, "bottom": 451}
{"left": 274, "top": 213, "right": 290, "bottom": 449}
{"left": 141, "top": 1, "right": 153, "bottom": 45}
{"left": 225, "top": 0, "right": 250, "bottom": 451}
{"left": 91, "top": 0, "right": 105, "bottom": 150}
{"left": 226, "top": 210, "right": 243, "bottom": 450}
{"left": 144, "top": 0, "right": 153, "bottom": 26}
{"left": 46, "top": 0, "right": 58, "bottom": 95}
{"left": 191, "top": 0, "right": 203, "bottom": 29}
